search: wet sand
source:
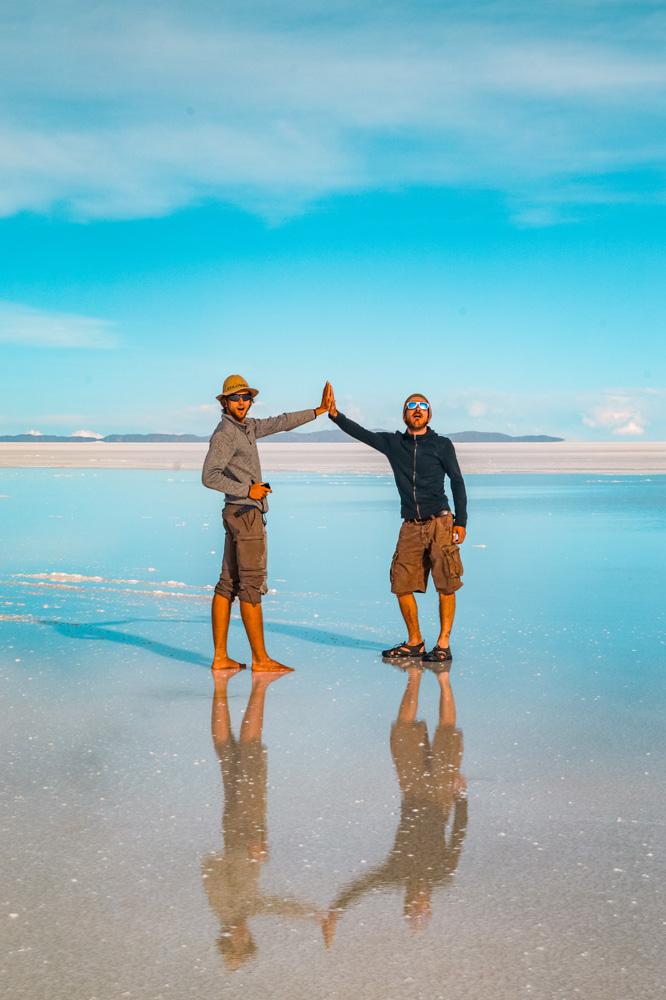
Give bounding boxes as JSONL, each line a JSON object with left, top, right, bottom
{"left": 1, "top": 439, "right": 666, "bottom": 473}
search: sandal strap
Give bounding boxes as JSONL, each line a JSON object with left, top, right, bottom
{"left": 385, "top": 641, "right": 424, "bottom": 655}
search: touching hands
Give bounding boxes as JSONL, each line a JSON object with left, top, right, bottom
{"left": 248, "top": 482, "right": 272, "bottom": 500}
{"left": 315, "top": 381, "right": 334, "bottom": 416}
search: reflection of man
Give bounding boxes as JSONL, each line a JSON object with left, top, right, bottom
{"left": 329, "top": 392, "right": 467, "bottom": 663}
{"left": 203, "top": 375, "right": 333, "bottom": 672}
{"left": 323, "top": 665, "right": 467, "bottom": 943}
{"left": 202, "top": 668, "right": 320, "bottom": 971}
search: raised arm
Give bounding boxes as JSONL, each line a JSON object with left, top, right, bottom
{"left": 253, "top": 382, "right": 333, "bottom": 439}
{"left": 329, "top": 400, "right": 391, "bottom": 455}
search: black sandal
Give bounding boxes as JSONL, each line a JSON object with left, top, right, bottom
{"left": 423, "top": 644, "right": 452, "bottom": 661}
{"left": 381, "top": 641, "right": 425, "bottom": 659}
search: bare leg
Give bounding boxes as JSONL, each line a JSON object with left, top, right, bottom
{"left": 240, "top": 671, "right": 288, "bottom": 742}
{"left": 436, "top": 593, "right": 456, "bottom": 649}
{"left": 396, "top": 666, "right": 423, "bottom": 723}
{"left": 437, "top": 672, "right": 456, "bottom": 727}
{"left": 211, "top": 593, "right": 246, "bottom": 671}
{"left": 239, "top": 600, "right": 294, "bottom": 672}
{"left": 397, "top": 593, "right": 423, "bottom": 646}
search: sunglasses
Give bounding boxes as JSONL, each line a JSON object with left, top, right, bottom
{"left": 406, "top": 401, "right": 429, "bottom": 410}
{"left": 226, "top": 393, "right": 253, "bottom": 402}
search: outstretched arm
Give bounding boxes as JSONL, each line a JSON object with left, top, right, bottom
{"left": 328, "top": 390, "right": 391, "bottom": 454}
{"left": 253, "top": 382, "right": 333, "bottom": 438}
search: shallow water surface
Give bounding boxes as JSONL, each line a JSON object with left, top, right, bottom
{"left": 1, "top": 471, "right": 665, "bottom": 999}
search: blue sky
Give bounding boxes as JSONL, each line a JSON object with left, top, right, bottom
{"left": 1, "top": 0, "right": 665, "bottom": 440}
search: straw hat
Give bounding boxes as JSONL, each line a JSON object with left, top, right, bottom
{"left": 215, "top": 375, "right": 259, "bottom": 402}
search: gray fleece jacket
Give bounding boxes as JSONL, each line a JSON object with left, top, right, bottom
{"left": 202, "top": 409, "right": 316, "bottom": 512}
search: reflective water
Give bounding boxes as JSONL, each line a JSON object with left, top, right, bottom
{"left": 1, "top": 471, "right": 665, "bottom": 999}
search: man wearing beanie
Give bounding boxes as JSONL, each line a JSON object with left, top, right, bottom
{"left": 203, "top": 375, "right": 333, "bottom": 673}
{"left": 329, "top": 391, "right": 467, "bottom": 664}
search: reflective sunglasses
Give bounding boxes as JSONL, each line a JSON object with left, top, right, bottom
{"left": 226, "top": 392, "right": 253, "bottom": 402}
{"left": 406, "top": 401, "right": 429, "bottom": 410}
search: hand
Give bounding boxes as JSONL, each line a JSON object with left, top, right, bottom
{"left": 248, "top": 482, "right": 272, "bottom": 500}
{"left": 315, "top": 381, "right": 333, "bottom": 416}
{"left": 329, "top": 392, "right": 338, "bottom": 418}
{"left": 453, "top": 525, "right": 466, "bottom": 544}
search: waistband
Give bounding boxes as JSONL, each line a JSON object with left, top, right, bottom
{"left": 403, "top": 509, "right": 450, "bottom": 525}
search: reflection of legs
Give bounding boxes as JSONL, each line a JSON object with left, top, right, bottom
{"left": 241, "top": 671, "right": 288, "bottom": 742}
{"left": 211, "top": 594, "right": 246, "bottom": 671}
{"left": 211, "top": 668, "right": 242, "bottom": 749}
{"left": 240, "top": 600, "right": 294, "bottom": 673}
{"left": 437, "top": 671, "right": 456, "bottom": 727}
{"left": 397, "top": 666, "right": 423, "bottom": 723}
{"left": 436, "top": 592, "right": 456, "bottom": 649}
{"left": 397, "top": 594, "right": 423, "bottom": 647}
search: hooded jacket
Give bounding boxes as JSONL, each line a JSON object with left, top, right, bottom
{"left": 330, "top": 411, "right": 467, "bottom": 526}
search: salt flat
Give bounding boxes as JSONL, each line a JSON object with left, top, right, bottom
{"left": 2, "top": 469, "right": 665, "bottom": 1000}
{"left": 1, "top": 439, "right": 666, "bottom": 473}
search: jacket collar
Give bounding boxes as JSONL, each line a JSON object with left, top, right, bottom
{"left": 402, "top": 426, "right": 434, "bottom": 441}
{"left": 222, "top": 413, "right": 251, "bottom": 432}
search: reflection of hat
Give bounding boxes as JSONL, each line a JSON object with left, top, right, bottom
{"left": 216, "top": 375, "right": 259, "bottom": 403}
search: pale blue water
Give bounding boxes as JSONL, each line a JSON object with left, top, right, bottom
{"left": 1, "top": 471, "right": 665, "bottom": 999}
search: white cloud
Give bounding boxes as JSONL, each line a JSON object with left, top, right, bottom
{"left": 468, "top": 401, "right": 488, "bottom": 418}
{"left": 1, "top": 2, "right": 666, "bottom": 220}
{"left": 27, "top": 429, "right": 43, "bottom": 436}
{"left": 613, "top": 420, "right": 645, "bottom": 435}
{"left": 71, "top": 429, "right": 104, "bottom": 438}
{"left": 582, "top": 393, "right": 646, "bottom": 435}
{"left": 0, "top": 302, "right": 117, "bottom": 348}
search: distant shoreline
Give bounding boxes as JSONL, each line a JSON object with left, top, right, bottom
{"left": 1, "top": 441, "right": 665, "bottom": 474}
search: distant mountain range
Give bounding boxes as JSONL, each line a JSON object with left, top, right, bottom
{"left": 1, "top": 429, "right": 564, "bottom": 443}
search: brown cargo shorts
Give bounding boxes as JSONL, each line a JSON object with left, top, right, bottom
{"left": 390, "top": 511, "right": 463, "bottom": 596}
{"left": 214, "top": 506, "right": 268, "bottom": 606}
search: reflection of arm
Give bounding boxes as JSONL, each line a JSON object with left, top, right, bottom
{"left": 330, "top": 412, "right": 391, "bottom": 454}
{"left": 202, "top": 426, "right": 250, "bottom": 497}
{"left": 252, "top": 410, "right": 316, "bottom": 438}
{"left": 446, "top": 797, "right": 468, "bottom": 864}
{"left": 257, "top": 894, "right": 319, "bottom": 918}
{"left": 328, "top": 861, "right": 394, "bottom": 914}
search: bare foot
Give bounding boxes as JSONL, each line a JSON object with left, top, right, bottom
{"left": 252, "top": 657, "right": 294, "bottom": 673}
{"left": 211, "top": 655, "right": 246, "bottom": 672}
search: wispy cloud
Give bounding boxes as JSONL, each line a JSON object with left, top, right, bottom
{"left": 1, "top": 1, "right": 666, "bottom": 220}
{"left": 415, "top": 385, "right": 662, "bottom": 439}
{"left": 0, "top": 302, "right": 117, "bottom": 348}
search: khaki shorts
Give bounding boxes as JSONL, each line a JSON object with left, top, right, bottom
{"left": 390, "top": 511, "right": 463, "bottom": 596}
{"left": 214, "top": 506, "right": 268, "bottom": 606}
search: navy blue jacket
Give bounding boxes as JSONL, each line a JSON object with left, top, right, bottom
{"left": 331, "top": 412, "right": 467, "bottom": 526}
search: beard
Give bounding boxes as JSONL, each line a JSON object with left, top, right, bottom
{"left": 405, "top": 410, "right": 429, "bottom": 430}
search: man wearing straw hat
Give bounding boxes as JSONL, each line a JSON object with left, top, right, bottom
{"left": 203, "top": 375, "right": 333, "bottom": 673}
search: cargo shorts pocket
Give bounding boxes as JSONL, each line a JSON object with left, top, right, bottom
{"left": 441, "top": 543, "right": 463, "bottom": 580}
{"left": 389, "top": 548, "right": 399, "bottom": 587}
